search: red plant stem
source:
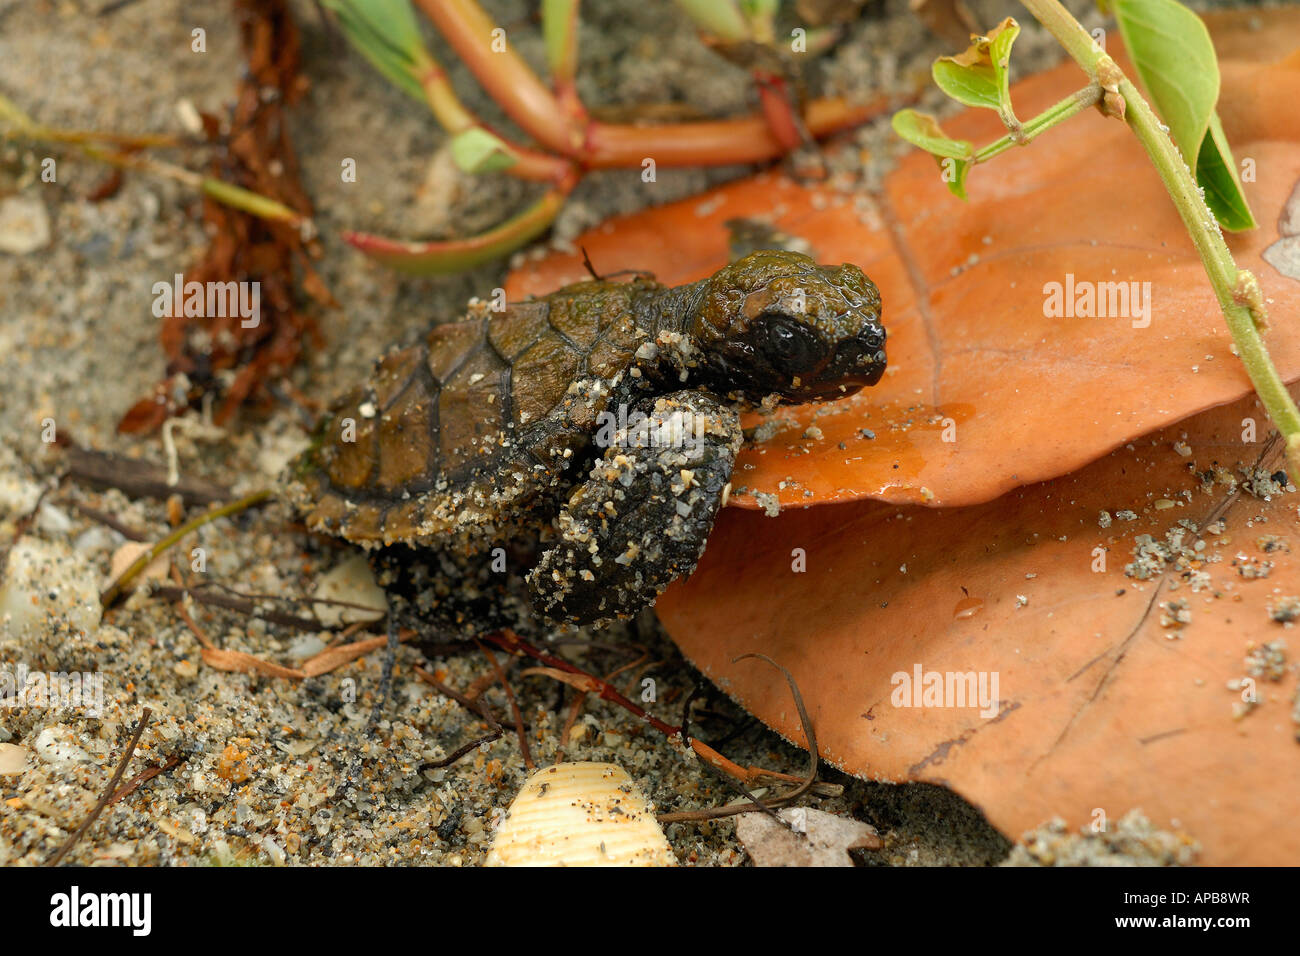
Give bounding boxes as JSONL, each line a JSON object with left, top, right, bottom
{"left": 416, "top": 0, "right": 582, "bottom": 156}
{"left": 484, "top": 631, "right": 752, "bottom": 781}
{"left": 420, "top": 0, "right": 893, "bottom": 172}
{"left": 581, "top": 94, "right": 890, "bottom": 167}
{"left": 753, "top": 71, "right": 807, "bottom": 152}
{"left": 476, "top": 641, "right": 535, "bottom": 771}
{"left": 486, "top": 631, "right": 678, "bottom": 736}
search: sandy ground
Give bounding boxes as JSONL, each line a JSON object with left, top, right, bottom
{"left": 0, "top": 0, "right": 1218, "bottom": 866}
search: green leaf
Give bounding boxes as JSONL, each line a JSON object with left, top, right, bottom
{"left": 673, "top": 0, "right": 749, "bottom": 42}
{"left": 449, "top": 128, "right": 518, "bottom": 175}
{"left": 1111, "top": 0, "right": 1254, "bottom": 230}
{"left": 932, "top": 59, "right": 1000, "bottom": 111}
{"left": 1197, "top": 113, "right": 1257, "bottom": 231}
{"left": 322, "top": 0, "right": 431, "bottom": 101}
{"left": 891, "top": 109, "right": 974, "bottom": 160}
{"left": 932, "top": 18, "right": 1020, "bottom": 124}
{"left": 941, "top": 156, "right": 971, "bottom": 200}
{"left": 891, "top": 110, "right": 974, "bottom": 200}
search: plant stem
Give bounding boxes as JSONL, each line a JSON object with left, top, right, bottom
{"left": 1019, "top": 0, "right": 1300, "bottom": 478}
{"left": 100, "top": 489, "right": 273, "bottom": 608}
{"left": 78, "top": 145, "right": 307, "bottom": 227}
{"left": 584, "top": 93, "right": 894, "bottom": 168}
{"left": 415, "top": 61, "right": 575, "bottom": 184}
{"left": 342, "top": 181, "right": 575, "bottom": 274}
{"left": 673, "top": 0, "right": 749, "bottom": 43}
{"left": 974, "top": 83, "right": 1100, "bottom": 163}
{"left": 542, "top": 0, "right": 586, "bottom": 126}
{"left": 416, "top": 0, "right": 581, "bottom": 156}
{"left": 3, "top": 92, "right": 307, "bottom": 229}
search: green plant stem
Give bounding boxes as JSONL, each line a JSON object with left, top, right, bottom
{"left": 416, "top": 0, "right": 581, "bottom": 156}
{"left": 542, "top": 0, "right": 580, "bottom": 81}
{"left": 542, "top": 0, "right": 585, "bottom": 126}
{"left": 342, "top": 182, "right": 574, "bottom": 274}
{"left": 974, "top": 83, "right": 1100, "bottom": 163}
{"left": 100, "top": 489, "right": 274, "bottom": 608}
{"left": 673, "top": 0, "right": 749, "bottom": 42}
{"left": 77, "top": 145, "right": 307, "bottom": 227}
{"left": 1020, "top": 0, "right": 1300, "bottom": 478}
{"left": 3, "top": 92, "right": 307, "bottom": 229}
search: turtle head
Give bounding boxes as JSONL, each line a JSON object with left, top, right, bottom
{"left": 690, "top": 249, "right": 885, "bottom": 404}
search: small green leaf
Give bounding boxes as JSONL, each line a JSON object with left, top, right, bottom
{"left": 932, "top": 18, "right": 1020, "bottom": 124}
{"left": 932, "top": 59, "right": 1000, "bottom": 111}
{"left": 941, "top": 156, "right": 971, "bottom": 200}
{"left": 892, "top": 110, "right": 974, "bottom": 200}
{"left": 1197, "top": 114, "right": 1257, "bottom": 231}
{"left": 322, "top": 0, "right": 431, "bottom": 101}
{"left": 673, "top": 0, "right": 749, "bottom": 42}
{"left": 449, "top": 128, "right": 518, "bottom": 175}
{"left": 1111, "top": 0, "right": 1254, "bottom": 230}
{"left": 1112, "top": 0, "right": 1216, "bottom": 165}
{"left": 891, "top": 109, "right": 974, "bottom": 160}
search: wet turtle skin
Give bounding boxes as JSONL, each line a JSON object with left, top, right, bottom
{"left": 286, "top": 250, "right": 885, "bottom": 628}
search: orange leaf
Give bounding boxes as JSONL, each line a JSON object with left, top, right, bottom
{"left": 505, "top": 28, "right": 1300, "bottom": 512}
{"left": 658, "top": 388, "right": 1300, "bottom": 865}
{"left": 299, "top": 632, "right": 411, "bottom": 678}
{"left": 200, "top": 647, "right": 306, "bottom": 679}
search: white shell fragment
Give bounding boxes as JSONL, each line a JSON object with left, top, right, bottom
{"left": 736, "top": 806, "right": 882, "bottom": 867}
{"left": 0, "top": 195, "right": 52, "bottom": 255}
{"left": 107, "top": 542, "right": 170, "bottom": 593}
{"left": 0, "top": 743, "right": 28, "bottom": 776}
{"left": 485, "top": 762, "right": 676, "bottom": 867}
{"left": 311, "top": 554, "right": 388, "bottom": 628}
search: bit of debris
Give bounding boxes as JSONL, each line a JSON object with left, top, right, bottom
{"left": 1269, "top": 596, "right": 1300, "bottom": 624}
{"left": 1003, "top": 810, "right": 1199, "bottom": 867}
{"left": 1245, "top": 640, "right": 1288, "bottom": 680}
{"left": 1159, "top": 599, "right": 1191, "bottom": 632}
{"left": 736, "top": 806, "right": 881, "bottom": 867}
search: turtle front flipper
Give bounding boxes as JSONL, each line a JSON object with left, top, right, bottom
{"left": 527, "top": 391, "right": 742, "bottom": 627}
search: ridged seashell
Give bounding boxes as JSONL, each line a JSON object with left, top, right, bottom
{"left": 485, "top": 762, "right": 676, "bottom": 866}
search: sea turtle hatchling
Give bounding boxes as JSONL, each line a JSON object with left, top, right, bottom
{"left": 286, "top": 250, "right": 885, "bottom": 628}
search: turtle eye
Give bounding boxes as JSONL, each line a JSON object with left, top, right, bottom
{"left": 762, "top": 316, "right": 818, "bottom": 370}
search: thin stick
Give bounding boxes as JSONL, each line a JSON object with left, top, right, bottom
{"left": 488, "top": 630, "right": 800, "bottom": 788}
{"left": 101, "top": 489, "right": 272, "bottom": 607}
{"left": 477, "top": 642, "right": 534, "bottom": 771}
{"left": 46, "top": 708, "right": 151, "bottom": 866}
{"left": 658, "top": 655, "right": 820, "bottom": 824}
{"left": 171, "top": 592, "right": 216, "bottom": 650}
{"left": 414, "top": 667, "right": 506, "bottom": 768}
{"left": 70, "top": 502, "right": 148, "bottom": 541}
{"left": 66, "top": 445, "right": 231, "bottom": 505}
{"left": 109, "top": 753, "right": 187, "bottom": 805}
{"left": 153, "top": 586, "right": 322, "bottom": 632}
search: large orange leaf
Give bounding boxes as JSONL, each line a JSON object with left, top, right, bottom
{"left": 506, "top": 24, "right": 1300, "bottom": 511}
{"left": 659, "top": 390, "right": 1300, "bottom": 865}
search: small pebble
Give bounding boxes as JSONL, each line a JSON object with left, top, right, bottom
{"left": 0, "top": 195, "right": 52, "bottom": 255}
